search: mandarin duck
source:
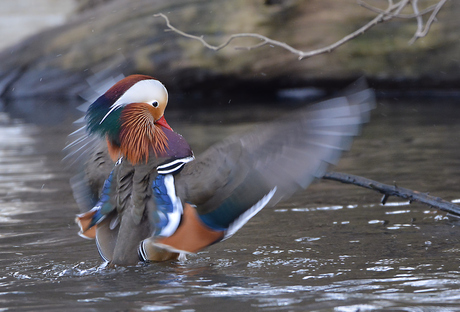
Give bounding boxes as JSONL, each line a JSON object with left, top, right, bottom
{"left": 67, "top": 74, "right": 374, "bottom": 266}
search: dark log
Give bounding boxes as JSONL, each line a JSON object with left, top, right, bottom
{"left": 323, "top": 171, "right": 460, "bottom": 217}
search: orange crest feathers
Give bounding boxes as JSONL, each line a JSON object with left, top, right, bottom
{"left": 119, "top": 103, "right": 169, "bottom": 164}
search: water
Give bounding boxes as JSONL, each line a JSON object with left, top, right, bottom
{"left": 1, "top": 96, "right": 460, "bottom": 311}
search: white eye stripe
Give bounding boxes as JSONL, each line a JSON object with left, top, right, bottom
{"left": 114, "top": 79, "right": 168, "bottom": 107}
{"left": 99, "top": 79, "right": 168, "bottom": 124}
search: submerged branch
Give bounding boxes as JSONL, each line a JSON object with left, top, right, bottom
{"left": 323, "top": 171, "right": 460, "bottom": 217}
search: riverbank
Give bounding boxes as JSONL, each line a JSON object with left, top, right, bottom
{"left": 1, "top": 0, "right": 459, "bottom": 101}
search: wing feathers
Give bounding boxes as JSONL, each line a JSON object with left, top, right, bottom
{"left": 176, "top": 82, "right": 375, "bottom": 230}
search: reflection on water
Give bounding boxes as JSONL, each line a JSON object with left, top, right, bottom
{"left": 1, "top": 97, "right": 460, "bottom": 311}
{"left": 0, "top": 113, "right": 40, "bottom": 223}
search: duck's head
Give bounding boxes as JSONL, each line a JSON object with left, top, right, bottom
{"left": 86, "top": 74, "right": 172, "bottom": 164}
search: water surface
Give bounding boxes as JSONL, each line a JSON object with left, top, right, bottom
{"left": 1, "top": 97, "right": 460, "bottom": 311}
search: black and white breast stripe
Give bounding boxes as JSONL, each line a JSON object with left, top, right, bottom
{"left": 157, "top": 156, "right": 195, "bottom": 175}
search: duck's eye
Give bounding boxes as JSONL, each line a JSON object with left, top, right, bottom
{"left": 152, "top": 101, "right": 159, "bottom": 108}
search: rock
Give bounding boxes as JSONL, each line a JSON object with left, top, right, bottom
{"left": 0, "top": 0, "right": 459, "bottom": 100}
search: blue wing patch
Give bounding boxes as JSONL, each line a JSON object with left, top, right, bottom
{"left": 76, "top": 168, "right": 117, "bottom": 238}
{"left": 86, "top": 169, "right": 115, "bottom": 227}
{"left": 152, "top": 174, "right": 183, "bottom": 236}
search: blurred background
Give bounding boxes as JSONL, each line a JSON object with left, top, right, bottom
{"left": 0, "top": 0, "right": 459, "bottom": 101}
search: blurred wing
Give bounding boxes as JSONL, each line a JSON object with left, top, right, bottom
{"left": 176, "top": 81, "right": 375, "bottom": 235}
{"left": 63, "top": 74, "right": 124, "bottom": 212}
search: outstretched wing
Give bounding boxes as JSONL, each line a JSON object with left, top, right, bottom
{"left": 175, "top": 80, "right": 375, "bottom": 238}
{"left": 63, "top": 74, "right": 124, "bottom": 213}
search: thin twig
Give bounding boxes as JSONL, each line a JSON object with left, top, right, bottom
{"left": 382, "top": 0, "right": 409, "bottom": 21}
{"left": 409, "top": 0, "right": 447, "bottom": 44}
{"left": 409, "top": 0, "right": 424, "bottom": 44}
{"left": 359, "top": 1, "right": 442, "bottom": 19}
{"left": 323, "top": 171, "right": 460, "bottom": 217}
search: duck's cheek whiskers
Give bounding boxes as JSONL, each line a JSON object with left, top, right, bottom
{"left": 119, "top": 104, "right": 169, "bottom": 164}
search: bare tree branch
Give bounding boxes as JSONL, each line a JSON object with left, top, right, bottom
{"left": 323, "top": 172, "right": 460, "bottom": 217}
{"left": 153, "top": 13, "right": 307, "bottom": 59}
{"left": 154, "top": 0, "right": 447, "bottom": 60}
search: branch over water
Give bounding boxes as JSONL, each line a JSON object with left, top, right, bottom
{"left": 323, "top": 172, "right": 460, "bottom": 217}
